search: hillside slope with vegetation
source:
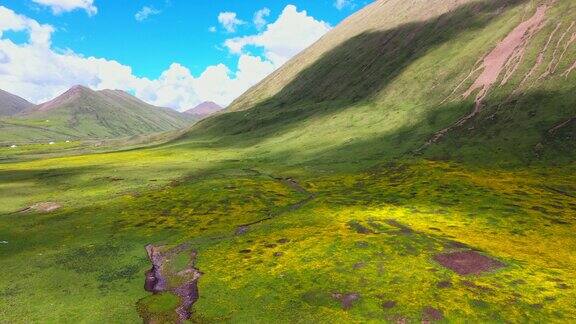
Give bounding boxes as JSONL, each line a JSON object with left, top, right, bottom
{"left": 0, "top": 86, "right": 195, "bottom": 144}
{"left": 0, "top": 0, "right": 575, "bottom": 322}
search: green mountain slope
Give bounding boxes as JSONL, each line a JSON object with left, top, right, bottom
{"left": 0, "top": 86, "right": 195, "bottom": 144}
{"left": 0, "top": 89, "right": 34, "bottom": 116}
{"left": 189, "top": 0, "right": 575, "bottom": 167}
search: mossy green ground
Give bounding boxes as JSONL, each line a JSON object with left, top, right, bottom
{"left": 0, "top": 142, "right": 574, "bottom": 322}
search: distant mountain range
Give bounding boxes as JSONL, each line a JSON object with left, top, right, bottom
{"left": 0, "top": 86, "right": 196, "bottom": 144}
{"left": 184, "top": 101, "right": 224, "bottom": 119}
{"left": 0, "top": 89, "right": 34, "bottom": 116}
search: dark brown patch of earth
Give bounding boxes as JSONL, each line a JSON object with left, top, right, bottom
{"left": 273, "top": 252, "right": 284, "bottom": 257}
{"left": 385, "top": 219, "right": 413, "bottom": 235}
{"left": 353, "top": 262, "right": 366, "bottom": 270}
{"left": 239, "top": 249, "right": 251, "bottom": 254}
{"left": 348, "top": 220, "right": 374, "bottom": 234}
{"left": 174, "top": 279, "right": 200, "bottom": 321}
{"left": 277, "top": 238, "right": 290, "bottom": 244}
{"left": 557, "top": 283, "right": 570, "bottom": 289}
{"left": 264, "top": 243, "right": 277, "bottom": 248}
{"left": 331, "top": 292, "right": 360, "bottom": 310}
{"left": 437, "top": 280, "right": 452, "bottom": 288}
{"left": 434, "top": 250, "right": 505, "bottom": 275}
{"left": 422, "top": 306, "right": 444, "bottom": 322}
{"left": 382, "top": 300, "right": 397, "bottom": 309}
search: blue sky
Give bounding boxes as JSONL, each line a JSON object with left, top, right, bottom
{"left": 0, "top": 0, "right": 368, "bottom": 110}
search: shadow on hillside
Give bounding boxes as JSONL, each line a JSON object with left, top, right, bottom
{"left": 188, "top": 0, "right": 526, "bottom": 146}
{"left": 248, "top": 89, "right": 576, "bottom": 169}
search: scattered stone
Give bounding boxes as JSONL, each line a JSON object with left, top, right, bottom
{"left": 382, "top": 300, "right": 397, "bottom": 309}
{"left": 29, "top": 202, "right": 62, "bottom": 213}
{"left": 273, "top": 252, "right": 284, "bottom": 257}
{"left": 0, "top": 241, "right": 8, "bottom": 244}
{"left": 434, "top": 250, "right": 505, "bottom": 275}
{"left": 239, "top": 249, "right": 252, "bottom": 254}
{"left": 235, "top": 226, "right": 249, "bottom": 235}
{"left": 277, "top": 238, "right": 290, "bottom": 244}
{"left": 422, "top": 306, "right": 444, "bottom": 322}
{"left": 264, "top": 243, "right": 277, "bottom": 249}
{"left": 332, "top": 292, "right": 360, "bottom": 310}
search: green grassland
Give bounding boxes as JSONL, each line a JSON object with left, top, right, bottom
{"left": 1, "top": 0, "right": 575, "bottom": 322}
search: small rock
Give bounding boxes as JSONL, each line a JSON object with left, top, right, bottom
{"left": 332, "top": 292, "right": 360, "bottom": 310}
{"left": 422, "top": 306, "right": 443, "bottom": 322}
{"left": 30, "top": 202, "right": 62, "bottom": 213}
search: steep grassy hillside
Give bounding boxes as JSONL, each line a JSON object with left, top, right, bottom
{"left": 192, "top": 0, "right": 575, "bottom": 166}
{"left": 0, "top": 86, "right": 195, "bottom": 144}
{"left": 0, "top": 89, "right": 33, "bottom": 116}
{"left": 1, "top": 0, "right": 575, "bottom": 323}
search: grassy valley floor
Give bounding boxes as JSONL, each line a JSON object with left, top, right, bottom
{"left": 0, "top": 141, "right": 574, "bottom": 323}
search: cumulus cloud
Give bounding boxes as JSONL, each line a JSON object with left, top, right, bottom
{"left": 334, "top": 0, "right": 355, "bottom": 10}
{"left": 135, "top": 6, "right": 161, "bottom": 22}
{"left": 0, "top": 5, "right": 331, "bottom": 110}
{"left": 31, "top": 0, "right": 97, "bottom": 16}
{"left": 218, "top": 12, "right": 245, "bottom": 33}
{"left": 0, "top": 6, "right": 54, "bottom": 47}
{"left": 225, "top": 5, "right": 331, "bottom": 66}
{"left": 253, "top": 8, "right": 270, "bottom": 30}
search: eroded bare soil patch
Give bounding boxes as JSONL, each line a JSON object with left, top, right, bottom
{"left": 434, "top": 250, "right": 505, "bottom": 275}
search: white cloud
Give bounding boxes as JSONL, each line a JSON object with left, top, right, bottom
{"left": 135, "top": 6, "right": 161, "bottom": 22}
{"left": 334, "top": 0, "right": 355, "bottom": 10}
{"left": 0, "top": 5, "right": 330, "bottom": 111}
{"left": 218, "top": 12, "right": 244, "bottom": 33}
{"left": 253, "top": 8, "right": 270, "bottom": 30}
{"left": 225, "top": 5, "right": 331, "bottom": 66}
{"left": 208, "top": 26, "right": 217, "bottom": 33}
{"left": 31, "top": 0, "right": 97, "bottom": 16}
{"left": 0, "top": 6, "right": 54, "bottom": 47}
